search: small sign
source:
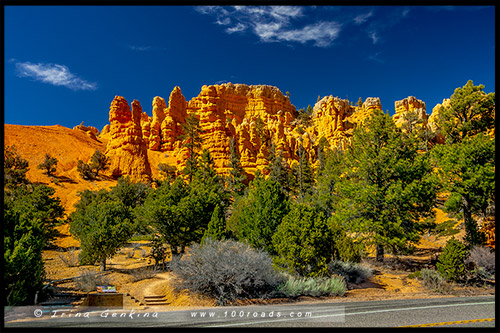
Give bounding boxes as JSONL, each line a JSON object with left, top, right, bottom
{"left": 97, "top": 285, "right": 116, "bottom": 293}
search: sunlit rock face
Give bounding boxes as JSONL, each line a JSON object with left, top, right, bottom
{"left": 393, "top": 96, "right": 428, "bottom": 131}
{"left": 100, "top": 85, "right": 446, "bottom": 182}
{"left": 104, "top": 96, "right": 152, "bottom": 182}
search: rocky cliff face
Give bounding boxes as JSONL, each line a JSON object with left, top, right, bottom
{"left": 100, "top": 85, "right": 440, "bottom": 182}
{"left": 310, "top": 96, "right": 382, "bottom": 150}
{"left": 104, "top": 96, "right": 152, "bottom": 182}
{"left": 186, "top": 84, "right": 297, "bottom": 174}
{"left": 428, "top": 98, "right": 449, "bottom": 132}
{"left": 393, "top": 96, "right": 428, "bottom": 131}
{"left": 73, "top": 122, "right": 100, "bottom": 141}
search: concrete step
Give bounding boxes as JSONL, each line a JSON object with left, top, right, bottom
{"left": 143, "top": 295, "right": 169, "bottom": 306}
{"left": 124, "top": 293, "right": 146, "bottom": 309}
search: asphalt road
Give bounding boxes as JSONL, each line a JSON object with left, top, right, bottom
{"left": 4, "top": 295, "right": 495, "bottom": 328}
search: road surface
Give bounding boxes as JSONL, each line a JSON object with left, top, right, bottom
{"left": 4, "top": 295, "right": 495, "bottom": 328}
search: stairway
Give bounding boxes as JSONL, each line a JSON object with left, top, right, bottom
{"left": 143, "top": 295, "right": 169, "bottom": 306}
{"left": 124, "top": 293, "right": 146, "bottom": 309}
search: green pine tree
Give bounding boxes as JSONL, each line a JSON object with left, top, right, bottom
{"left": 202, "top": 204, "right": 227, "bottom": 243}
{"left": 227, "top": 137, "right": 247, "bottom": 197}
{"left": 268, "top": 143, "right": 291, "bottom": 194}
{"left": 178, "top": 113, "right": 203, "bottom": 182}
{"left": 4, "top": 147, "right": 64, "bottom": 304}
{"left": 437, "top": 80, "right": 495, "bottom": 144}
{"left": 70, "top": 198, "right": 135, "bottom": 271}
{"left": 314, "top": 146, "right": 345, "bottom": 216}
{"left": 431, "top": 134, "right": 494, "bottom": 246}
{"left": 228, "top": 177, "right": 289, "bottom": 254}
{"left": 272, "top": 203, "right": 334, "bottom": 277}
{"left": 333, "top": 110, "right": 438, "bottom": 262}
{"left": 291, "top": 139, "right": 314, "bottom": 201}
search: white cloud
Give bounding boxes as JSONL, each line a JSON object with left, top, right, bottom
{"left": 354, "top": 11, "right": 373, "bottom": 24}
{"left": 369, "top": 31, "right": 379, "bottom": 44}
{"left": 274, "top": 21, "right": 342, "bottom": 47}
{"left": 129, "top": 45, "right": 152, "bottom": 51}
{"left": 227, "top": 23, "right": 247, "bottom": 34}
{"left": 196, "top": 6, "right": 340, "bottom": 47}
{"left": 269, "top": 6, "right": 304, "bottom": 20}
{"left": 15, "top": 61, "right": 97, "bottom": 91}
{"left": 216, "top": 17, "right": 231, "bottom": 25}
{"left": 254, "top": 22, "right": 283, "bottom": 40}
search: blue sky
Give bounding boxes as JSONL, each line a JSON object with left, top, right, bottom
{"left": 4, "top": 5, "right": 495, "bottom": 132}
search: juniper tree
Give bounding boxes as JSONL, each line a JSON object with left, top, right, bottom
{"left": 4, "top": 145, "right": 30, "bottom": 190}
{"left": 38, "top": 153, "right": 58, "bottom": 177}
{"left": 158, "top": 163, "right": 177, "bottom": 182}
{"left": 139, "top": 166, "right": 227, "bottom": 257}
{"left": 272, "top": 203, "right": 334, "bottom": 277}
{"left": 70, "top": 198, "right": 135, "bottom": 271}
{"left": 4, "top": 147, "right": 64, "bottom": 304}
{"left": 228, "top": 177, "right": 289, "bottom": 255}
{"left": 77, "top": 149, "right": 109, "bottom": 180}
{"left": 89, "top": 149, "right": 109, "bottom": 178}
{"left": 77, "top": 160, "right": 94, "bottom": 180}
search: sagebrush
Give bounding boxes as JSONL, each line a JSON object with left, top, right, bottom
{"left": 75, "top": 269, "right": 110, "bottom": 292}
{"left": 465, "top": 246, "right": 495, "bottom": 275}
{"left": 327, "top": 260, "right": 373, "bottom": 284}
{"left": 420, "top": 268, "right": 451, "bottom": 293}
{"left": 58, "top": 248, "right": 80, "bottom": 267}
{"left": 131, "top": 267, "right": 158, "bottom": 282}
{"left": 170, "top": 238, "right": 284, "bottom": 305}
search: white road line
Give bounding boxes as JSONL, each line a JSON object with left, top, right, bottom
{"left": 203, "top": 301, "right": 495, "bottom": 327}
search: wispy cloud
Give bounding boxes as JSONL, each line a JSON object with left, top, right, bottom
{"left": 368, "top": 51, "right": 384, "bottom": 64}
{"left": 14, "top": 61, "right": 97, "bottom": 91}
{"left": 227, "top": 23, "right": 247, "bottom": 34}
{"left": 369, "top": 31, "right": 379, "bottom": 44}
{"left": 196, "top": 5, "right": 341, "bottom": 48}
{"left": 196, "top": 6, "right": 416, "bottom": 49}
{"left": 354, "top": 11, "right": 373, "bottom": 24}
{"left": 364, "top": 7, "right": 411, "bottom": 45}
{"left": 271, "top": 21, "right": 342, "bottom": 47}
{"left": 129, "top": 45, "right": 153, "bottom": 51}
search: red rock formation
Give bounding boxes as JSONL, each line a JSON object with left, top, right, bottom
{"left": 99, "top": 85, "right": 451, "bottom": 182}
{"left": 104, "top": 96, "right": 152, "bottom": 182}
{"left": 311, "top": 96, "right": 355, "bottom": 148}
{"left": 161, "top": 86, "right": 187, "bottom": 151}
{"left": 393, "top": 96, "right": 428, "bottom": 130}
{"left": 73, "top": 122, "right": 100, "bottom": 141}
{"left": 148, "top": 96, "right": 167, "bottom": 151}
{"left": 428, "top": 98, "right": 450, "bottom": 144}
{"left": 186, "top": 83, "right": 297, "bottom": 174}
{"left": 310, "top": 96, "right": 382, "bottom": 150}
